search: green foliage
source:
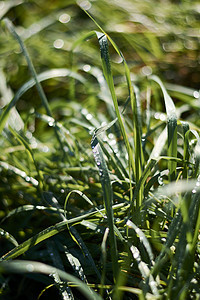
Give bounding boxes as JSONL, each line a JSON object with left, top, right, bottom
{"left": 0, "top": 0, "right": 200, "bottom": 299}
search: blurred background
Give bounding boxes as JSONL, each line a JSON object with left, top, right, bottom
{"left": 0, "top": 0, "right": 199, "bottom": 137}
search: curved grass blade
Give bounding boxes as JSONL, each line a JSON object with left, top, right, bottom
{"left": 129, "top": 244, "right": 159, "bottom": 296}
{"left": 91, "top": 133, "right": 118, "bottom": 282}
{"left": 150, "top": 75, "right": 177, "bottom": 181}
{"left": 130, "top": 159, "right": 157, "bottom": 218}
{"left": 0, "top": 228, "right": 18, "bottom": 247}
{"left": 64, "top": 190, "right": 104, "bottom": 220}
{"left": 0, "top": 68, "right": 85, "bottom": 134}
{"left": 0, "top": 68, "right": 24, "bottom": 131}
{"left": 0, "top": 161, "right": 38, "bottom": 187}
{"left": 96, "top": 31, "right": 135, "bottom": 180}
{"left": 2, "top": 18, "right": 65, "bottom": 151}
{"left": 0, "top": 203, "right": 125, "bottom": 261}
{"left": 181, "top": 121, "right": 190, "bottom": 179}
{"left": 100, "top": 227, "right": 109, "bottom": 298}
{"left": 126, "top": 220, "right": 154, "bottom": 264}
{"left": 47, "top": 240, "right": 74, "bottom": 300}
{"left": 69, "top": 226, "right": 101, "bottom": 281}
{"left": 0, "top": 0, "right": 23, "bottom": 19}
{"left": 0, "top": 260, "right": 102, "bottom": 300}
{"left": 62, "top": 244, "right": 88, "bottom": 284}
{"left": 1, "top": 205, "right": 66, "bottom": 223}
{"left": 8, "top": 126, "right": 43, "bottom": 190}
{"left": 3, "top": 18, "right": 50, "bottom": 117}
{"left": 82, "top": 9, "right": 146, "bottom": 209}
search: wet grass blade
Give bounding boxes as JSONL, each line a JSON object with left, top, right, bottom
{"left": 129, "top": 244, "right": 159, "bottom": 296}
{"left": 3, "top": 18, "right": 64, "bottom": 150}
{"left": 8, "top": 126, "right": 43, "bottom": 190}
{"left": 83, "top": 10, "right": 146, "bottom": 210}
{"left": 150, "top": 75, "right": 177, "bottom": 181}
{"left": 0, "top": 228, "right": 18, "bottom": 247}
{"left": 69, "top": 226, "right": 101, "bottom": 281}
{"left": 0, "top": 68, "right": 85, "bottom": 133}
{"left": 91, "top": 133, "right": 118, "bottom": 283}
{"left": 96, "top": 31, "right": 135, "bottom": 183}
{"left": 47, "top": 240, "right": 73, "bottom": 300}
{"left": 0, "top": 204, "right": 124, "bottom": 261}
{"left": 0, "top": 260, "right": 102, "bottom": 300}
{"left": 126, "top": 220, "right": 154, "bottom": 264}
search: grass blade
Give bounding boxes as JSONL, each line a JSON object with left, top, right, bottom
{"left": 0, "top": 68, "right": 85, "bottom": 133}
{"left": 0, "top": 260, "right": 102, "bottom": 300}
{"left": 150, "top": 75, "right": 177, "bottom": 181}
{"left": 0, "top": 204, "right": 125, "bottom": 261}
{"left": 3, "top": 18, "right": 64, "bottom": 151}
{"left": 91, "top": 133, "right": 118, "bottom": 282}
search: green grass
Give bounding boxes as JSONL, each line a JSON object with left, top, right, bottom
{"left": 0, "top": 0, "right": 200, "bottom": 299}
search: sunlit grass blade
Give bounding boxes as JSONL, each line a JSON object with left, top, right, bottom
{"left": 0, "top": 260, "right": 103, "bottom": 300}
{"left": 91, "top": 133, "right": 118, "bottom": 282}
{"left": 1, "top": 205, "right": 66, "bottom": 223}
{"left": 181, "top": 121, "right": 190, "bottom": 179}
{"left": 130, "top": 159, "right": 157, "bottom": 220}
{"left": 150, "top": 75, "right": 177, "bottom": 181}
{"left": 0, "top": 161, "right": 38, "bottom": 187}
{"left": 0, "top": 0, "right": 23, "bottom": 19}
{"left": 0, "top": 68, "right": 85, "bottom": 134}
{"left": 3, "top": 18, "right": 51, "bottom": 117}
{"left": 131, "top": 84, "right": 145, "bottom": 209}
{"left": 129, "top": 244, "right": 159, "bottom": 296}
{"left": 3, "top": 18, "right": 65, "bottom": 150}
{"left": 0, "top": 68, "right": 24, "bottom": 131}
{"left": 83, "top": 9, "right": 146, "bottom": 209}
{"left": 96, "top": 31, "right": 135, "bottom": 182}
{"left": 47, "top": 240, "right": 74, "bottom": 300}
{"left": 0, "top": 228, "right": 18, "bottom": 247}
{"left": 0, "top": 204, "right": 124, "bottom": 261}
{"left": 126, "top": 220, "right": 154, "bottom": 264}
{"left": 63, "top": 244, "right": 88, "bottom": 284}
{"left": 8, "top": 126, "right": 43, "bottom": 190}
{"left": 64, "top": 190, "right": 104, "bottom": 219}
{"left": 69, "top": 226, "right": 101, "bottom": 281}
{"left": 149, "top": 126, "right": 167, "bottom": 160}
{"left": 100, "top": 227, "right": 109, "bottom": 298}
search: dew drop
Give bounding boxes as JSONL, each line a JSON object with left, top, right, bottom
{"left": 141, "top": 66, "right": 152, "bottom": 76}
{"left": 42, "top": 146, "right": 49, "bottom": 153}
{"left": 86, "top": 113, "right": 92, "bottom": 120}
{"left": 59, "top": 13, "right": 71, "bottom": 24}
{"left": 83, "top": 64, "right": 91, "bottom": 72}
{"left": 77, "top": 0, "right": 91, "bottom": 10}
{"left": 26, "top": 264, "right": 34, "bottom": 272}
{"left": 81, "top": 108, "right": 88, "bottom": 115}
{"left": 101, "top": 121, "right": 107, "bottom": 127}
{"left": 193, "top": 91, "right": 199, "bottom": 99}
{"left": 53, "top": 39, "right": 64, "bottom": 49}
{"left": 26, "top": 131, "right": 32, "bottom": 139}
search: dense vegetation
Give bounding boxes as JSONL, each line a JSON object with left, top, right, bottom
{"left": 0, "top": 0, "right": 200, "bottom": 299}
